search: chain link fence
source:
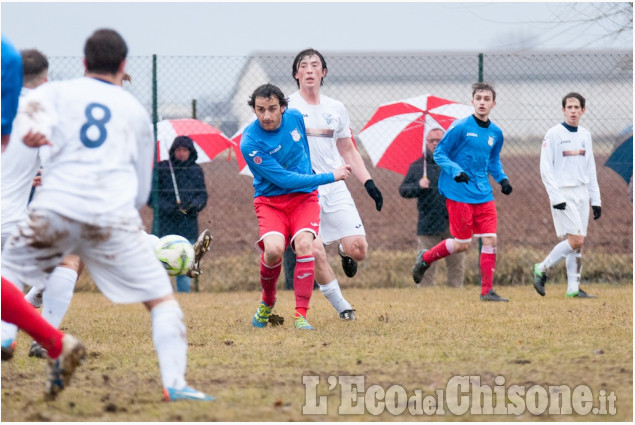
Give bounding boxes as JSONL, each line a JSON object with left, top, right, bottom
{"left": 52, "top": 51, "right": 632, "bottom": 291}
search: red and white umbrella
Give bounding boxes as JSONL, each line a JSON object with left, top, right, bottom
{"left": 156, "top": 118, "right": 236, "bottom": 163}
{"left": 357, "top": 94, "right": 474, "bottom": 175}
{"left": 230, "top": 121, "right": 254, "bottom": 177}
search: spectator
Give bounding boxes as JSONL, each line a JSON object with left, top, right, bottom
{"left": 150, "top": 135, "right": 208, "bottom": 293}
{"left": 399, "top": 128, "right": 465, "bottom": 288}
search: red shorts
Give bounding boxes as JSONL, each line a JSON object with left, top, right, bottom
{"left": 254, "top": 191, "right": 320, "bottom": 251}
{"left": 446, "top": 199, "right": 497, "bottom": 242}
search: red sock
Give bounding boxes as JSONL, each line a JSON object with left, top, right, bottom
{"left": 480, "top": 246, "right": 497, "bottom": 295}
{"left": 1, "top": 277, "right": 64, "bottom": 358}
{"left": 259, "top": 255, "right": 281, "bottom": 307}
{"left": 293, "top": 255, "right": 314, "bottom": 317}
{"left": 423, "top": 238, "right": 453, "bottom": 264}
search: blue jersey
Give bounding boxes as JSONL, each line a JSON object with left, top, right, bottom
{"left": 1, "top": 35, "right": 23, "bottom": 135}
{"left": 433, "top": 115, "right": 507, "bottom": 204}
{"left": 240, "top": 108, "right": 334, "bottom": 197}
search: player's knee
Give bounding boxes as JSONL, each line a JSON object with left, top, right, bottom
{"left": 568, "top": 236, "right": 584, "bottom": 251}
{"left": 343, "top": 237, "right": 368, "bottom": 262}
{"left": 453, "top": 240, "right": 471, "bottom": 253}
{"left": 58, "top": 254, "right": 82, "bottom": 272}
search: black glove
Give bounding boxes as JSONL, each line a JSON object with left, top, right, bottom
{"left": 592, "top": 205, "right": 602, "bottom": 220}
{"left": 552, "top": 202, "right": 566, "bottom": 210}
{"left": 454, "top": 172, "right": 469, "bottom": 184}
{"left": 364, "top": 179, "right": 383, "bottom": 211}
{"left": 499, "top": 179, "right": 513, "bottom": 195}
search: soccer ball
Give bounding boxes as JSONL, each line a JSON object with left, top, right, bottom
{"left": 154, "top": 235, "right": 195, "bottom": 276}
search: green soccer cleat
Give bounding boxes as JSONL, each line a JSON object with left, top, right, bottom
{"left": 531, "top": 263, "right": 547, "bottom": 296}
{"left": 566, "top": 288, "right": 597, "bottom": 299}
{"left": 251, "top": 300, "right": 275, "bottom": 328}
{"left": 294, "top": 314, "right": 315, "bottom": 330}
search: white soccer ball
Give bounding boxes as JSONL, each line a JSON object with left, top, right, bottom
{"left": 154, "top": 235, "right": 195, "bottom": 276}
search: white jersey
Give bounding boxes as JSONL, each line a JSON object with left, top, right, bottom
{"left": 540, "top": 123, "right": 601, "bottom": 207}
{"left": 14, "top": 77, "right": 155, "bottom": 229}
{"left": 1, "top": 87, "right": 42, "bottom": 237}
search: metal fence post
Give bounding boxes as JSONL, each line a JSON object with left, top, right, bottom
{"left": 151, "top": 54, "right": 160, "bottom": 236}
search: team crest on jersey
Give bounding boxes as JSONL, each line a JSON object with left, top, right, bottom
{"left": 254, "top": 156, "right": 262, "bottom": 165}
{"left": 323, "top": 113, "right": 336, "bottom": 125}
{"left": 291, "top": 129, "right": 301, "bottom": 142}
{"left": 488, "top": 136, "right": 494, "bottom": 146}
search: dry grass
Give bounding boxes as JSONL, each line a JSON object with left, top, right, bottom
{"left": 1, "top": 284, "right": 632, "bottom": 421}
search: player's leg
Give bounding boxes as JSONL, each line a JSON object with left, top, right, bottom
{"left": 413, "top": 200, "right": 471, "bottom": 284}
{"left": 416, "top": 235, "right": 441, "bottom": 287}
{"left": 313, "top": 236, "right": 355, "bottom": 319}
{"left": 82, "top": 226, "right": 213, "bottom": 401}
{"left": 442, "top": 232, "right": 465, "bottom": 288}
{"left": 474, "top": 201, "right": 508, "bottom": 302}
{"left": 291, "top": 231, "right": 316, "bottom": 330}
{"left": 29, "top": 255, "right": 83, "bottom": 358}
{"left": 252, "top": 233, "right": 285, "bottom": 327}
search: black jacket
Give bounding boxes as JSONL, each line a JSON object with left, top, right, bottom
{"left": 398, "top": 151, "right": 449, "bottom": 235}
{"left": 149, "top": 136, "right": 208, "bottom": 241}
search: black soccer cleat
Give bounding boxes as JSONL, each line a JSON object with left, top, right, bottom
{"left": 412, "top": 249, "right": 430, "bottom": 284}
{"left": 339, "top": 309, "right": 357, "bottom": 321}
{"left": 480, "top": 289, "right": 509, "bottom": 302}
{"left": 566, "top": 288, "right": 597, "bottom": 299}
{"left": 338, "top": 245, "right": 358, "bottom": 278}
{"left": 531, "top": 263, "right": 547, "bottom": 296}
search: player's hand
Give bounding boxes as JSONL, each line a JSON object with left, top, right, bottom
{"left": 333, "top": 164, "right": 352, "bottom": 181}
{"left": 23, "top": 130, "right": 52, "bottom": 148}
{"left": 32, "top": 175, "right": 42, "bottom": 187}
{"left": 454, "top": 172, "right": 469, "bottom": 184}
{"left": 419, "top": 176, "right": 430, "bottom": 189}
{"left": 499, "top": 179, "right": 513, "bottom": 195}
{"left": 592, "top": 205, "right": 602, "bottom": 220}
{"left": 364, "top": 179, "right": 383, "bottom": 211}
{"left": 552, "top": 202, "right": 566, "bottom": 210}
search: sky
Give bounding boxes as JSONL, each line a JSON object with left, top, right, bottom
{"left": 1, "top": 1, "right": 632, "bottom": 57}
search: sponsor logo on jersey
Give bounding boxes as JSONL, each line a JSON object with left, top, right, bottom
{"left": 466, "top": 132, "right": 478, "bottom": 138}
{"left": 269, "top": 145, "right": 281, "bottom": 154}
{"left": 562, "top": 150, "right": 586, "bottom": 157}
{"left": 306, "top": 128, "right": 335, "bottom": 138}
{"left": 355, "top": 224, "right": 363, "bottom": 229}
{"left": 488, "top": 136, "right": 494, "bottom": 146}
{"left": 248, "top": 150, "right": 258, "bottom": 157}
{"left": 254, "top": 156, "right": 263, "bottom": 164}
{"left": 291, "top": 129, "right": 301, "bottom": 142}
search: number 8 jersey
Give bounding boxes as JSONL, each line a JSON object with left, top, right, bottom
{"left": 15, "top": 77, "right": 155, "bottom": 229}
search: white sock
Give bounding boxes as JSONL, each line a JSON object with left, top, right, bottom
{"left": 151, "top": 300, "right": 188, "bottom": 389}
{"left": 24, "top": 286, "right": 43, "bottom": 308}
{"left": 1, "top": 321, "right": 18, "bottom": 344}
{"left": 41, "top": 267, "right": 77, "bottom": 328}
{"left": 539, "top": 240, "right": 575, "bottom": 272}
{"left": 319, "top": 279, "right": 352, "bottom": 313}
{"left": 566, "top": 251, "right": 582, "bottom": 294}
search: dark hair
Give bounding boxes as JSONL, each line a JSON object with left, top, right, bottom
{"left": 562, "top": 92, "right": 586, "bottom": 109}
{"left": 471, "top": 82, "right": 496, "bottom": 101}
{"left": 247, "top": 83, "right": 288, "bottom": 109}
{"left": 292, "top": 48, "right": 327, "bottom": 88}
{"left": 21, "top": 49, "right": 48, "bottom": 78}
{"left": 84, "top": 29, "right": 127, "bottom": 74}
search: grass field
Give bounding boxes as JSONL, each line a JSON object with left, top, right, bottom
{"left": 1, "top": 283, "right": 632, "bottom": 421}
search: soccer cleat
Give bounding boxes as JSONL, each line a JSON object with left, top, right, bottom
{"left": 251, "top": 300, "right": 275, "bottom": 328}
{"left": 531, "top": 264, "right": 547, "bottom": 296}
{"left": 45, "top": 334, "right": 86, "bottom": 400}
{"left": 29, "top": 341, "right": 48, "bottom": 359}
{"left": 294, "top": 314, "right": 315, "bottom": 330}
{"left": 1, "top": 339, "right": 17, "bottom": 362}
{"left": 412, "top": 249, "right": 430, "bottom": 284}
{"left": 163, "top": 386, "right": 215, "bottom": 402}
{"left": 339, "top": 309, "right": 357, "bottom": 321}
{"left": 186, "top": 229, "right": 213, "bottom": 278}
{"left": 338, "top": 245, "right": 358, "bottom": 278}
{"left": 28, "top": 291, "right": 44, "bottom": 309}
{"left": 480, "top": 289, "right": 509, "bottom": 302}
{"left": 566, "top": 288, "right": 597, "bottom": 299}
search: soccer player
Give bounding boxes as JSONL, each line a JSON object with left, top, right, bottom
{"left": 288, "top": 48, "right": 383, "bottom": 320}
{"left": 2, "top": 29, "right": 213, "bottom": 402}
{"left": 412, "top": 82, "right": 513, "bottom": 302}
{"left": 241, "top": 83, "right": 352, "bottom": 330}
{"left": 531, "top": 93, "right": 601, "bottom": 298}
{"left": 0, "top": 34, "right": 86, "bottom": 400}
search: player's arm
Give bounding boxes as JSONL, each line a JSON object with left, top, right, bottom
{"left": 134, "top": 117, "right": 155, "bottom": 210}
{"left": 585, "top": 133, "right": 601, "bottom": 207}
{"left": 433, "top": 126, "right": 464, "bottom": 179}
{"left": 539, "top": 132, "right": 566, "bottom": 206}
{"left": 337, "top": 136, "right": 383, "bottom": 210}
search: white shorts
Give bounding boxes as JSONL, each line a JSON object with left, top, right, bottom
{"left": 318, "top": 181, "right": 365, "bottom": 245}
{"left": 1, "top": 209, "right": 173, "bottom": 303}
{"left": 550, "top": 185, "right": 590, "bottom": 238}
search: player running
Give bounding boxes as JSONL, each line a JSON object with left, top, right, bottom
{"left": 288, "top": 48, "right": 383, "bottom": 320}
